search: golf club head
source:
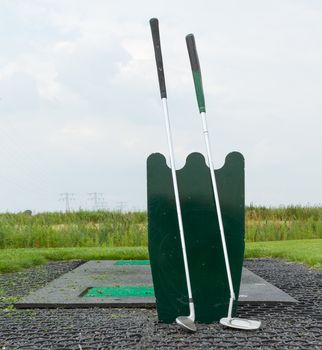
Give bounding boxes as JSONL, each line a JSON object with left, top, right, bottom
{"left": 220, "top": 317, "right": 261, "bottom": 330}
{"left": 176, "top": 316, "right": 197, "bottom": 332}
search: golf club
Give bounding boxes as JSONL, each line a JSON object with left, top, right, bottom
{"left": 185, "top": 33, "right": 261, "bottom": 331}
{"left": 149, "top": 18, "right": 196, "bottom": 332}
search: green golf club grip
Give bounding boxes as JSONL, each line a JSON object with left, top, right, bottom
{"left": 186, "top": 34, "right": 206, "bottom": 113}
{"left": 150, "top": 18, "right": 167, "bottom": 99}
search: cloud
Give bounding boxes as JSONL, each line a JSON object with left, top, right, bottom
{"left": 0, "top": 0, "right": 321, "bottom": 211}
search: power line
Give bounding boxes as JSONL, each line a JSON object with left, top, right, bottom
{"left": 116, "top": 201, "right": 126, "bottom": 212}
{"left": 59, "top": 193, "right": 75, "bottom": 212}
{"left": 88, "top": 192, "right": 104, "bottom": 211}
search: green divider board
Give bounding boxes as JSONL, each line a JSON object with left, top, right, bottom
{"left": 114, "top": 260, "right": 150, "bottom": 266}
{"left": 147, "top": 152, "right": 245, "bottom": 323}
{"left": 84, "top": 286, "right": 154, "bottom": 297}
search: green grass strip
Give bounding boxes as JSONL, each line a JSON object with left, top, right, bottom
{"left": 0, "top": 239, "right": 321, "bottom": 273}
{"left": 0, "top": 247, "right": 148, "bottom": 273}
{"left": 245, "top": 239, "right": 322, "bottom": 268}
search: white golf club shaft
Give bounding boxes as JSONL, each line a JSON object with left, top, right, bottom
{"left": 150, "top": 18, "right": 195, "bottom": 322}
{"left": 186, "top": 33, "right": 235, "bottom": 320}
{"left": 201, "top": 111, "right": 235, "bottom": 319}
{"left": 162, "top": 97, "right": 195, "bottom": 316}
{"left": 187, "top": 34, "right": 261, "bottom": 330}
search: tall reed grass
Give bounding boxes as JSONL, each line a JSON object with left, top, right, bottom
{"left": 0, "top": 206, "right": 320, "bottom": 248}
{"left": 245, "top": 205, "right": 322, "bottom": 241}
{"left": 0, "top": 211, "right": 147, "bottom": 248}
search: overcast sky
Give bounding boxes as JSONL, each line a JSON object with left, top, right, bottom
{"left": 0, "top": 0, "right": 321, "bottom": 212}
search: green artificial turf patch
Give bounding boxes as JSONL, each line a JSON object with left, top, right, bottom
{"left": 84, "top": 286, "right": 155, "bottom": 297}
{"left": 114, "top": 260, "right": 150, "bottom": 265}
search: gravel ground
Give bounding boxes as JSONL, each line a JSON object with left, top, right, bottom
{"left": 0, "top": 259, "right": 321, "bottom": 349}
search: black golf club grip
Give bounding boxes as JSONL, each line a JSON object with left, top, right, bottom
{"left": 186, "top": 34, "right": 206, "bottom": 113}
{"left": 150, "top": 18, "right": 167, "bottom": 99}
{"left": 186, "top": 34, "right": 201, "bottom": 72}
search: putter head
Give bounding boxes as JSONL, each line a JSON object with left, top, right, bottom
{"left": 220, "top": 317, "right": 261, "bottom": 330}
{"left": 176, "top": 316, "right": 197, "bottom": 332}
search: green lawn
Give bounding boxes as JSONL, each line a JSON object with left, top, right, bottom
{"left": 0, "top": 239, "right": 321, "bottom": 273}
{"left": 0, "top": 247, "right": 148, "bottom": 273}
{"left": 245, "top": 239, "right": 322, "bottom": 268}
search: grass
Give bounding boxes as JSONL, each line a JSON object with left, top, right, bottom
{"left": 0, "top": 210, "right": 147, "bottom": 248}
{"left": 0, "top": 239, "right": 320, "bottom": 273}
{"left": 0, "top": 246, "right": 148, "bottom": 273}
{"left": 0, "top": 206, "right": 320, "bottom": 248}
{"left": 245, "top": 239, "right": 322, "bottom": 268}
{"left": 246, "top": 205, "right": 322, "bottom": 241}
{"left": 0, "top": 206, "right": 321, "bottom": 273}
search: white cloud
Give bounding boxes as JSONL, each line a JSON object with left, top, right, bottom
{"left": 0, "top": 0, "right": 321, "bottom": 211}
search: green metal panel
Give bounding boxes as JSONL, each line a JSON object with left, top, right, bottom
{"left": 147, "top": 152, "right": 245, "bottom": 323}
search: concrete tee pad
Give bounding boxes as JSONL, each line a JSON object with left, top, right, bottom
{"left": 15, "top": 260, "right": 297, "bottom": 309}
